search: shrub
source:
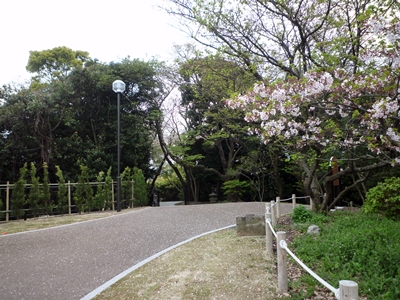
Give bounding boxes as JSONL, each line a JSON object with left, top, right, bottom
{"left": 292, "top": 205, "right": 312, "bottom": 223}
{"left": 363, "top": 177, "right": 400, "bottom": 219}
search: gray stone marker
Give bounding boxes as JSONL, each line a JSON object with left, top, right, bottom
{"left": 236, "top": 214, "right": 265, "bottom": 236}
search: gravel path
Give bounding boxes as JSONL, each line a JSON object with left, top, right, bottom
{"left": 0, "top": 202, "right": 283, "bottom": 300}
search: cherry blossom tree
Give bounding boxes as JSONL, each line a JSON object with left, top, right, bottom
{"left": 227, "top": 16, "right": 400, "bottom": 211}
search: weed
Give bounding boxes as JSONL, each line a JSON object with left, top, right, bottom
{"left": 292, "top": 205, "right": 312, "bottom": 223}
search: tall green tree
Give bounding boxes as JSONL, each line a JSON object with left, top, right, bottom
{"left": 26, "top": 46, "right": 90, "bottom": 83}
{"left": 0, "top": 50, "right": 165, "bottom": 183}
{"left": 170, "top": 54, "right": 261, "bottom": 201}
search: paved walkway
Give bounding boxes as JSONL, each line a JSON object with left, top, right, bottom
{"left": 0, "top": 202, "right": 275, "bottom": 300}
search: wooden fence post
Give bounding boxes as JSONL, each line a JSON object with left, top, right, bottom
{"left": 292, "top": 194, "right": 296, "bottom": 210}
{"left": 68, "top": 181, "right": 71, "bottom": 215}
{"left": 277, "top": 231, "right": 288, "bottom": 292}
{"left": 339, "top": 280, "right": 358, "bottom": 300}
{"left": 271, "top": 200, "right": 277, "bottom": 226}
{"left": 276, "top": 196, "right": 281, "bottom": 219}
{"left": 6, "top": 181, "right": 10, "bottom": 222}
{"left": 310, "top": 196, "right": 314, "bottom": 211}
{"left": 265, "top": 203, "right": 273, "bottom": 254}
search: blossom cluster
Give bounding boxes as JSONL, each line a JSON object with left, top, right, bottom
{"left": 227, "top": 16, "right": 400, "bottom": 162}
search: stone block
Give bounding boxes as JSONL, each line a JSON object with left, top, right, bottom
{"left": 236, "top": 214, "right": 265, "bottom": 236}
{"left": 307, "top": 224, "right": 321, "bottom": 235}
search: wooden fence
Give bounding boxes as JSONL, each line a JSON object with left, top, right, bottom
{"left": 0, "top": 180, "right": 135, "bottom": 222}
{"left": 265, "top": 195, "right": 359, "bottom": 299}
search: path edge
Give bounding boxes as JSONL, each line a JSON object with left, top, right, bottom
{"left": 80, "top": 224, "right": 236, "bottom": 300}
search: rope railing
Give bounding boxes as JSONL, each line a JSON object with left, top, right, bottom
{"left": 264, "top": 199, "right": 359, "bottom": 300}
{"left": 279, "top": 239, "right": 340, "bottom": 298}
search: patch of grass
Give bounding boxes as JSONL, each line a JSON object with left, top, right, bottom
{"left": 94, "top": 229, "right": 281, "bottom": 300}
{"left": 0, "top": 208, "right": 143, "bottom": 234}
{"left": 289, "top": 211, "right": 400, "bottom": 299}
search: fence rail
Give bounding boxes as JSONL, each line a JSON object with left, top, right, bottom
{"left": 0, "top": 180, "right": 135, "bottom": 222}
{"left": 265, "top": 196, "right": 359, "bottom": 300}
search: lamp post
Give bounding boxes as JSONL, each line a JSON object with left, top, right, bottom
{"left": 112, "top": 80, "right": 126, "bottom": 212}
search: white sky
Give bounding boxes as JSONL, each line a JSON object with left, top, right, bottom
{"left": 0, "top": 0, "right": 190, "bottom": 86}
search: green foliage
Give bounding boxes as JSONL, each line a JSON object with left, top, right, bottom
{"left": 42, "top": 162, "right": 52, "bottom": 213}
{"left": 291, "top": 211, "right": 400, "bottom": 299}
{"left": 292, "top": 205, "right": 312, "bottom": 223}
{"left": 222, "top": 180, "right": 250, "bottom": 202}
{"left": 133, "top": 167, "right": 148, "bottom": 207}
{"left": 12, "top": 163, "right": 28, "bottom": 219}
{"left": 93, "top": 171, "right": 106, "bottom": 211}
{"left": 26, "top": 46, "right": 89, "bottom": 82}
{"left": 73, "top": 165, "right": 93, "bottom": 213}
{"left": 121, "top": 167, "right": 133, "bottom": 208}
{"left": 1, "top": 56, "right": 159, "bottom": 184}
{"left": 155, "top": 165, "right": 182, "bottom": 202}
{"left": 104, "top": 167, "right": 113, "bottom": 210}
{"left": 363, "top": 177, "right": 400, "bottom": 219}
{"left": 55, "top": 166, "right": 68, "bottom": 214}
{"left": 28, "top": 163, "right": 40, "bottom": 217}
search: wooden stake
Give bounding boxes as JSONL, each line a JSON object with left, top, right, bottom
{"left": 277, "top": 231, "right": 288, "bottom": 292}
{"left": 292, "top": 194, "right": 296, "bottom": 210}
{"left": 265, "top": 203, "right": 273, "bottom": 254}
{"left": 339, "top": 280, "right": 358, "bottom": 300}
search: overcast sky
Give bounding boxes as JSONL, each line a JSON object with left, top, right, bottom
{"left": 0, "top": 0, "right": 189, "bottom": 86}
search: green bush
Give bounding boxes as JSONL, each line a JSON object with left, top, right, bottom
{"left": 292, "top": 205, "right": 312, "bottom": 223}
{"left": 363, "top": 177, "right": 400, "bottom": 219}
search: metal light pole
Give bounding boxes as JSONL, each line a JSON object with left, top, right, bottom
{"left": 112, "top": 80, "right": 126, "bottom": 212}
